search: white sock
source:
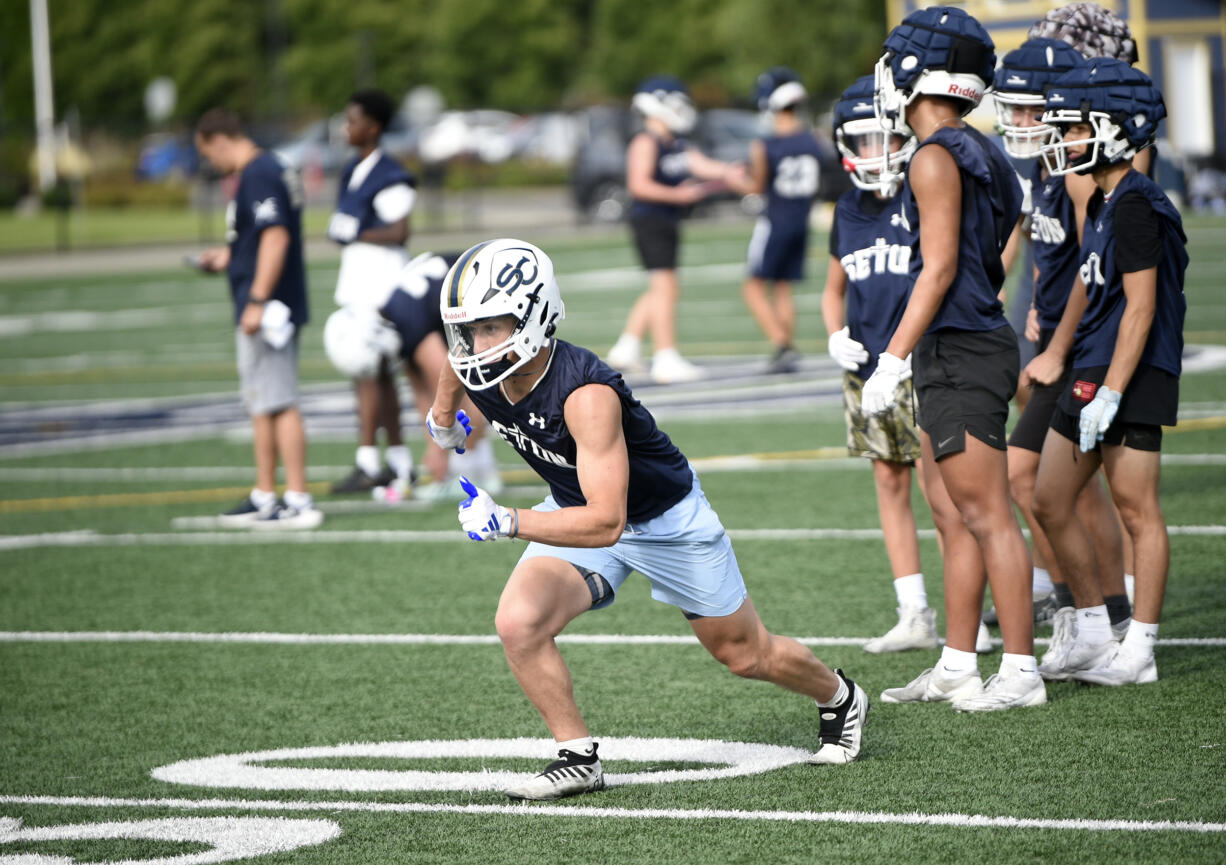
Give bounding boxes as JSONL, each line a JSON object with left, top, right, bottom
{"left": 355, "top": 445, "right": 380, "bottom": 477}
{"left": 893, "top": 573, "right": 927, "bottom": 609}
{"left": 817, "top": 675, "right": 849, "bottom": 708}
{"left": 939, "top": 645, "right": 979, "bottom": 674}
{"left": 1124, "top": 573, "right": 1136, "bottom": 597}
{"left": 284, "top": 489, "right": 313, "bottom": 510}
{"left": 1032, "top": 567, "right": 1054, "bottom": 596}
{"left": 1123, "top": 619, "right": 1158, "bottom": 656}
{"left": 556, "top": 736, "right": 596, "bottom": 757}
{"left": 250, "top": 488, "right": 277, "bottom": 509}
{"left": 610, "top": 333, "right": 640, "bottom": 356}
{"left": 384, "top": 445, "right": 413, "bottom": 482}
{"left": 1076, "top": 605, "right": 1112, "bottom": 643}
{"left": 1001, "top": 652, "right": 1039, "bottom": 678}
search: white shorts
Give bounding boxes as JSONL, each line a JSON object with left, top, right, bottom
{"left": 235, "top": 328, "right": 299, "bottom": 416}
{"left": 517, "top": 473, "right": 748, "bottom": 618}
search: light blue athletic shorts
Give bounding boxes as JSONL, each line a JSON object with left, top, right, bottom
{"left": 517, "top": 472, "right": 748, "bottom": 618}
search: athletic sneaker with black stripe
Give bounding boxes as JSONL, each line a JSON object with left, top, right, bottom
{"left": 504, "top": 743, "right": 604, "bottom": 801}
{"left": 809, "top": 669, "right": 868, "bottom": 765}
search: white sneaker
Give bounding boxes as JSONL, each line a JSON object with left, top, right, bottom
{"left": 809, "top": 669, "right": 869, "bottom": 765}
{"left": 1038, "top": 607, "right": 1076, "bottom": 679}
{"left": 976, "top": 620, "right": 994, "bottom": 653}
{"left": 252, "top": 500, "right": 324, "bottom": 530}
{"left": 952, "top": 670, "right": 1047, "bottom": 712}
{"left": 864, "top": 606, "right": 940, "bottom": 654}
{"left": 1038, "top": 623, "right": 1117, "bottom": 682}
{"left": 880, "top": 666, "right": 984, "bottom": 704}
{"left": 650, "top": 350, "right": 704, "bottom": 384}
{"left": 217, "top": 495, "right": 277, "bottom": 528}
{"left": 606, "top": 336, "right": 644, "bottom": 372}
{"left": 1072, "top": 644, "right": 1158, "bottom": 686}
{"left": 504, "top": 744, "right": 605, "bottom": 801}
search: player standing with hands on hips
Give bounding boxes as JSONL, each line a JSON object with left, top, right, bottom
{"left": 427, "top": 238, "right": 869, "bottom": 801}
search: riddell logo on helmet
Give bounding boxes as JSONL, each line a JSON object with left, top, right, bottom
{"left": 442, "top": 309, "right": 468, "bottom": 322}
{"left": 947, "top": 83, "right": 982, "bottom": 99}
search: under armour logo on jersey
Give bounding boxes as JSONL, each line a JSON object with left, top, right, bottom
{"left": 496, "top": 254, "right": 539, "bottom": 294}
{"left": 528, "top": 412, "right": 547, "bottom": 429}
{"left": 253, "top": 197, "right": 279, "bottom": 224}
{"left": 889, "top": 208, "right": 911, "bottom": 233}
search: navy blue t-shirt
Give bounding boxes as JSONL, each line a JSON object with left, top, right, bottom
{"left": 629, "top": 133, "right": 689, "bottom": 222}
{"left": 763, "top": 131, "right": 823, "bottom": 228}
{"left": 378, "top": 253, "right": 459, "bottom": 360}
{"left": 227, "top": 151, "right": 308, "bottom": 325}
{"left": 332, "top": 152, "right": 416, "bottom": 241}
{"left": 899, "top": 125, "right": 1022, "bottom": 333}
{"left": 1028, "top": 162, "right": 1080, "bottom": 331}
{"left": 829, "top": 189, "right": 914, "bottom": 378}
{"left": 1072, "top": 169, "right": 1187, "bottom": 376}
{"left": 464, "top": 340, "right": 693, "bottom": 523}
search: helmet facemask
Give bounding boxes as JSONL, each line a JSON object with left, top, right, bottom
{"left": 1040, "top": 109, "right": 1138, "bottom": 176}
{"left": 994, "top": 92, "right": 1057, "bottom": 158}
{"left": 836, "top": 117, "right": 915, "bottom": 196}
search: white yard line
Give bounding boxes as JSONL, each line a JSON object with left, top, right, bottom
{"left": 2, "top": 630, "right": 1224, "bottom": 648}
{"left": 0, "top": 794, "right": 1222, "bottom": 835}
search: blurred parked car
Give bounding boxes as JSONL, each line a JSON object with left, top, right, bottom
{"left": 273, "top": 113, "right": 419, "bottom": 175}
{"left": 417, "top": 110, "right": 525, "bottom": 164}
{"left": 571, "top": 106, "right": 849, "bottom": 223}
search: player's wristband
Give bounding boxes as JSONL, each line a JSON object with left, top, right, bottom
{"left": 510, "top": 507, "right": 519, "bottom": 539}
{"left": 247, "top": 297, "right": 268, "bottom": 306}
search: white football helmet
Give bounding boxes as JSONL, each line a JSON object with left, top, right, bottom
{"left": 440, "top": 238, "right": 565, "bottom": 391}
{"left": 632, "top": 76, "right": 697, "bottom": 135}
{"left": 323, "top": 305, "right": 402, "bottom": 379}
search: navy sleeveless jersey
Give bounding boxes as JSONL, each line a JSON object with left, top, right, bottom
{"left": 763, "top": 131, "right": 823, "bottom": 226}
{"left": 831, "top": 189, "right": 914, "bottom": 378}
{"left": 378, "top": 253, "right": 459, "bottom": 360}
{"left": 900, "top": 125, "right": 1022, "bottom": 333}
{"left": 227, "top": 151, "right": 308, "bottom": 325}
{"left": 1073, "top": 170, "right": 1187, "bottom": 376}
{"left": 333, "top": 151, "right": 415, "bottom": 238}
{"left": 464, "top": 340, "right": 693, "bottom": 523}
{"left": 1028, "top": 162, "right": 1079, "bottom": 330}
{"left": 629, "top": 133, "right": 690, "bottom": 222}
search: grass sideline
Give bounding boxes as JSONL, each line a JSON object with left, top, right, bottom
{"left": 2, "top": 219, "right": 1226, "bottom": 864}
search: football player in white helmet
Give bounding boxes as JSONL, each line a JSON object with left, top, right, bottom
{"left": 606, "top": 77, "right": 747, "bottom": 383}
{"left": 428, "top": 238, "right": 870, "bottom": 801}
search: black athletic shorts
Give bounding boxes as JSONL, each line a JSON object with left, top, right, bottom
{"left": 914, "top": 325, "right": 1019, "bottom": 461}
{"left": 631, "top": 215, "right": 680, "bottom": 271}
{"left": 1008, "top": 328, "right": 1067, "bottom": 453}
{"left": 1048, "top": 362, "right": 1178, "bottom": 453}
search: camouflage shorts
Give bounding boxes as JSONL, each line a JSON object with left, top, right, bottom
{"left": 843, "top": 372, "right": 921, "bottom": 463}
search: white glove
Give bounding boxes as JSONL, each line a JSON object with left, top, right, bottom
{"left": 458, "top": 476, "right": 515, "bottom": 541}
{"left": 426, "top": 408, "right": 472, "bottom": 454}
{"left": 827, "top": 327, "right": 869, "bottom": 372}
{"left": 899, "top": 352, "right": 913, "bottom": 381}
{"left": 861, "top": 352, "right": 908, "bottom": 415}
{"left": 1078, "top": 385, "right": 1121, "bottom": 453}
{"left": 326, "top": 212, "right": 359, "bottom": 244}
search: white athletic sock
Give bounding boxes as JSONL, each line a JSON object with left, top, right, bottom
{"left": 1032, "top": 567, "right": 1054, "bottom": 597}
{"left": 611, "top": 333, "right": 640, "bottom": 355}
{"left": 939, "top": 645, "right": 979, "bottom": 675}
{"left": 384, "top": 445, "right": 412, "bottom": 482}
{"left": 1000, "top": 652, "right": 1040, "bottom": 678}
{"left": 1123, "top": 619, "right": 1159, "bottom": 656}
{"left": 817, "top": 675, "right": 849, "bottom": 708}
{"left": 284, "top": 489, "right": 313, "bottom": 510}
{"left": 556, "top": 736, "right": 596, "bottom": 757}
{"left": 355, "top": 445, "right": 381, "bottom": 477}
{"left": 1076, "top": 605, "right": 1112, "bottom": 643}
{"left": 250, "top": 488, "right": 277, "bottom": 509}
{"left": 893, "top": 573, "right": 927, "bottom": 609}
{"left": 1124, "top": 572, "right": 1136, "bottom": 597}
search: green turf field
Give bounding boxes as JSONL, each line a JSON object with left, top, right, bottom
{"left": 2, "top": 218, "right": 1225, "bottom": 864}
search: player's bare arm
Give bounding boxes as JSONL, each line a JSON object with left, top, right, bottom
{"left": 1103, "top": 266, "right": 1158, "bottom": 393}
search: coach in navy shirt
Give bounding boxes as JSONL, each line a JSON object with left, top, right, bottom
{"left": 194, "top": 108, "right": 320, "bottom": 529}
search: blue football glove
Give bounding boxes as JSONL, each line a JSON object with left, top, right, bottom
{"left": 1078, "top": 385, "right": 1121, "bottom": 453}
{"left": 458, "top": 476, "right": 516, "bottom": 541}
{"left": 426, "top": 408, "right": 472, "bottom": 454}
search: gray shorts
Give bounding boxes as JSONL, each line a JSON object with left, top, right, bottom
{"left": 235, "top": 328, "right": 300, "bottom": 416}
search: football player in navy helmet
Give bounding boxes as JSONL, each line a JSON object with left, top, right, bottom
{"left": 822, "top": 75, "right": 954, "bottom": 656}
{"left": 1025, "top": 59, "right": 1187, "bottom": 686}
{"left": 428, "top": 238, "right": 870, "bottom": 800}
{"left": 606, "top": 77, "right": 746, "bottom": 384}
{"left": 727, "top": 67, "right": 825, "bottom": 373}
{"left": 862, "top": 6, "right": 1045, "bottom": 712}
{"left": 991, "top": 39, "right": 1134, "bottom": 680}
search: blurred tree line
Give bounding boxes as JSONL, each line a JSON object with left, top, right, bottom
{"left": 0, "top": 0, "right": 886, "bottom": 132}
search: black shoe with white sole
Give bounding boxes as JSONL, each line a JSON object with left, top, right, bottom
{"left": 504, "top": 743, "right": 605, "bottom": 801}
{"left": 809, "top": 669, "right": 868, "bottom": 765}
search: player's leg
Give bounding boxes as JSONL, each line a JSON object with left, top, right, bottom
{"left": 375, "top": 357, "right": 413, "bottom": 489}
{"left": 742, "top": 275, "right": 787, "bottom": 347}
{"left": 772, "top": 279, "right": 796, "bottom": 348}
{"left": 1075, "top": 433, "right": 1165, "bottom": 685}
{"left": 1077, "top": 473, "right": 1130, "bottom": 637}
{"left": 688, "top": 598, "right": 868, "bottom": 765}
